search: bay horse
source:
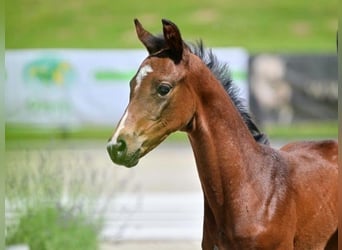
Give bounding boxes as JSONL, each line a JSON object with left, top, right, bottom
{"left": 107, "top": 19, "right": 338, "bottom": 249}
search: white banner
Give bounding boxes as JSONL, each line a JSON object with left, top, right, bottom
{"left": 5, "top": 49, "right": 249, "bottom": 128}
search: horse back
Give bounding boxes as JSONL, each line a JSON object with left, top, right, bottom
{"left": 280, "top": 139, "right": 338, "bottom": 165}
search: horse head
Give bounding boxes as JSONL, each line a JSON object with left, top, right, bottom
{"left": 107, "top": 19, "right": 196, "bottom": 167}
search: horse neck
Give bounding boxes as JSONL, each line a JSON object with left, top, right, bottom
{"left": 186, "top": 63, "right": 262, "bottom": 209}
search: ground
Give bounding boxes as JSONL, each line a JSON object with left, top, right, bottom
{"left": 6, "top": 139, "right": 286, "bottom": 250}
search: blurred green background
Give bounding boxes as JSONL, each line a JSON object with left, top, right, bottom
{"left": 6, "top": 0, "right": 337, "bottom": 52}
{"left": 5, "top": 0, "right": 338, "bottom": 140}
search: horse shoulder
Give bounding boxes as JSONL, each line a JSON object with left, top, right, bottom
{"left": 279, "top": 140, "right": 338, "bottom": 248}
{"left": 224, "top": 146, "right": 297, "bottom": 248}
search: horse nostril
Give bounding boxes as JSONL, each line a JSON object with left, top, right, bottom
{"left": 116, "top": 139, "right": 127, "bottom": 153}
{"left": 107, "top": 139, "right": 127, "bottom": 161}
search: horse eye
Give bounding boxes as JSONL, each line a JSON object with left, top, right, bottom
{"left": 157, "top": 84, "right": 172, "bottom": 96}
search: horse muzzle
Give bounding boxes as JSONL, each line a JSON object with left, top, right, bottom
{"left": 107, "top": 139, "right": 141, "bottom": 168}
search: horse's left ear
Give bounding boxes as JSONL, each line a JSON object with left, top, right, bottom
{"left": 162, "top": 19, "right": 185, "bottom": 64}
{"left": 135, "top": 18, "right": 165, "bottom": 54}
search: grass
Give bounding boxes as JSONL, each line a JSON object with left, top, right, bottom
{"left": 6, "top": 206, "right": 99, "bottom": 250}
{"left": 264, "top": 121, "right": 338, "bottom": 140}
{"left": 5, "top": 0, "right": 338, "bottom": 52}
{"left": 5, "top": 125, "right": 188, "bottom": 149}
{"left": 5, "top": 121, "right": 338, "bottom": 145}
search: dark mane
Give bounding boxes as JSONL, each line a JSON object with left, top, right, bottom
{"left": 188, "top": 41, "right": 269, "bottom": 145}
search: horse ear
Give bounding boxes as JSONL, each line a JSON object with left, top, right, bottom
{"left": 162, "top": 19, "right": 184, "bottom": 63}
{"left": 134, "top": 19, "right": 163, "bottom": 54}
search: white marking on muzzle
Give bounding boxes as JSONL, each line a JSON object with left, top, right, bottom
{"left": 135, "top": 64, "right": 153, "bottom": 90}
{"left": 108, "top": 110, "right": 128, "bottom": 145}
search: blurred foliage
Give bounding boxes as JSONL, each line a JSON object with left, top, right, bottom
{"left": 6, "top": 206, "right": 99, "bottom": 250}
{"left": 5, "top": 139, "right": 135, "bottom": 248}
{"left": 5, "top": 0, "right": 337, "bottom": 52}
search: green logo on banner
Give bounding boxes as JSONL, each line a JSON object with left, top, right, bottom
{"left": 94, "top": 70, "right": 136, "bottom": 82}
{"left": 23, "top": 57, "right": 76, "bottom": 86}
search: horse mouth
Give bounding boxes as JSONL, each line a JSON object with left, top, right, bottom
{"left": 117, "top": 155, "right": 139, "bottom": 168}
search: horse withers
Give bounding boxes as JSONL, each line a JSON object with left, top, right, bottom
{"left": 107, "top": 19, "right": 338, "bottom": 249}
